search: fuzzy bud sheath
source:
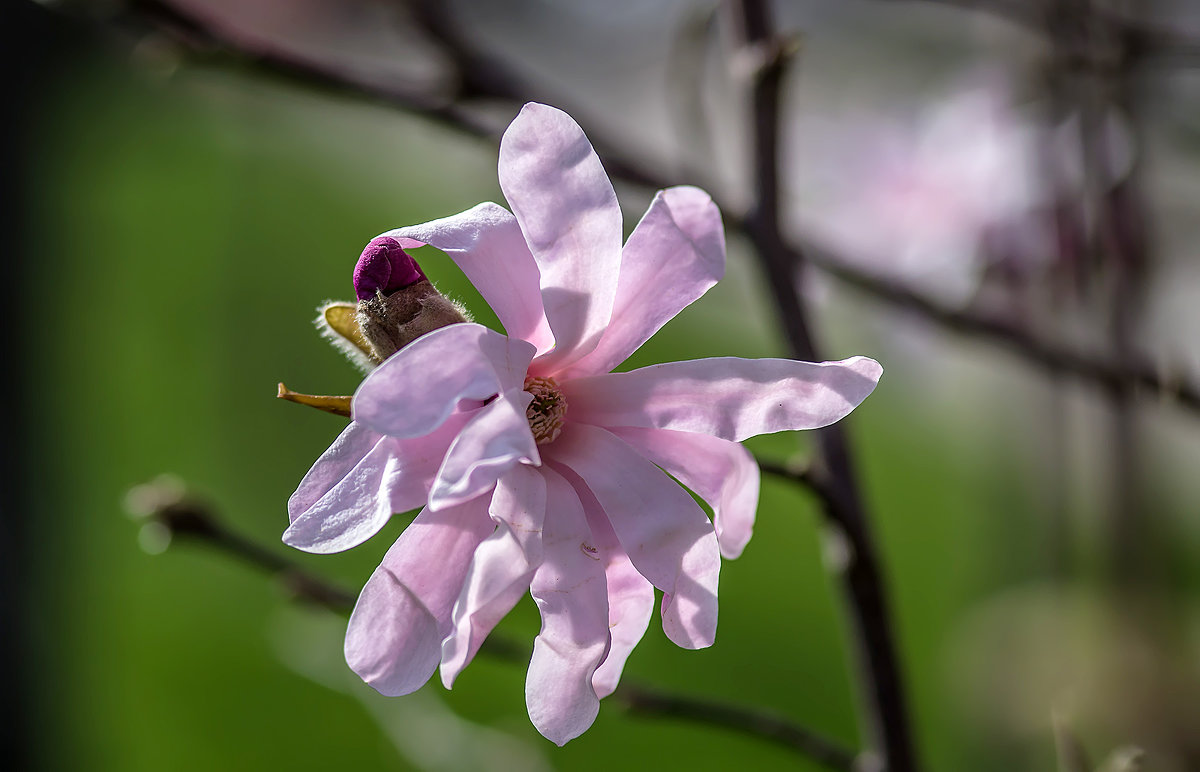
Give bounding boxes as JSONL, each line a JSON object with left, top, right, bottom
{"left": 353, "top": 237, "right": 469, "bottom": 361}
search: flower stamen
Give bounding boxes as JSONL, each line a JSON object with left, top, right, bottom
{"left": 524, "top": 375, "right": 567, "bottom": 445}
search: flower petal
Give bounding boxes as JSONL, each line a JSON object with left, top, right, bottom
{"left": 288, "top": 421, "right": 381, "bottom": 524}
{"left": 284, "top": 414, "right": 474, "bottom": 554}
{"left": 441, "top": 465, "right": 546, "bottom": 687}
{"left": 564, "top": 355, "right": 883, "bottom": 441}
{"left": 556, "top": 468, "right": 654, "bottom": 699}
{"left": 567, "top": 186, "right": 725, "bottom": 377}
{"left": 549, "top": 424, "right": 720, "bottom": 650}
{"left": 428, "top": 388, "right": 538, "bottom": 511}
{"left": 609, "top": 427, "right": 760, "bottom": 560}
{"left": 354, "top": 323, "right": 536, "bottom": 438}
{"left": 525, "top": 465, "right": 610, "bottom": 745}
{"left": 345, "top": 498, "right": 495, "bottom": 697}
{"left": 499, "top": 103, "right": 621, "bottom": 373}
{"left": 381, "top": 203, "right": 554, "bottom": 354}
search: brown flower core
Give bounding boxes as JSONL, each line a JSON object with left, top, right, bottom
{"left": 524, "top": 375, "right": 567, "bottom": 445}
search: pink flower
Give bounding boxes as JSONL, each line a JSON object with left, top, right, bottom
{"left": 286, "top": 103, "right": 882, "bottom": 744}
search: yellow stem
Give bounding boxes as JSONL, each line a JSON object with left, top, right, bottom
{"left": 276, "top": 383, "right": 352, "bottom": 418}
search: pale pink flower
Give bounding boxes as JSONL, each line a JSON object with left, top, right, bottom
{"left": 286, "top": 103, "right": 882, "bottom": 744}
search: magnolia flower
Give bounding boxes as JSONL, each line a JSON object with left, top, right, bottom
{"left": 286, "top": 103, "right": 882, "bottom": 744}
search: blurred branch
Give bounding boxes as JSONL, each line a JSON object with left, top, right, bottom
{"left": 791, "top": 237, "right": 1200, "bottom": 413}
{"left": 127, "top": 478, "right": 856, "bottom": 769}
{"left": 612, "top": 685, "right": 858, "bottom": 770}
{"left": 868, "top": 0, "right": 1200, "bottom": 67}
{"left": 729, "top": 2, "right": 917, "bottom": 769}
{"left": 128, "top": 478, "right": 358, "bottom": 613}
{"left": 106, "top": 0, "right": 1200, "bottom": 421}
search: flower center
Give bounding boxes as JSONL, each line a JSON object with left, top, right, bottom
{"left": 524, "top": 375, "right": 567, "bottom": 445}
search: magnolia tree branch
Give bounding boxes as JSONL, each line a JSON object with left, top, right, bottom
{"left": 129, "top": 484, "right": 856, "bottom": 771}
{"left": 729, "top": 2, "right": 917, "bottom": 769}
{"left": 112, "top": 0, "right": 1200, "bottom": 419}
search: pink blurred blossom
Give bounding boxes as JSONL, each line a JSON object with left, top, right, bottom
{"left": 287, "top": 103, "right": 882, "bottom": 744}
{"left": 800, "top": 78, "right": 1047, "bottom": 303}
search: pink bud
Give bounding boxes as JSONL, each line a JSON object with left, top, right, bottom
{"left": 353, "top": 237, "right": 427, "bottom": 300}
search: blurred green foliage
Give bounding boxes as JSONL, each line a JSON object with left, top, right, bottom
{"left": 25, "top": 41, "right": 1118, "bottom": 772}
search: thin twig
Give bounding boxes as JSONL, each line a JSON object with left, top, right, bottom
{"left": 613, "top": 685, "right": 858, "bottom": 771}
{"left": 129, "top": 481, "right": 856, "bottom": 766}
{"left": 729, "top": 1, "right": 917, "bottom": 769}
{"left": 790, "top": 236, "right": 1200, "bottom": 412}
{"left": 109, "top": 0, "right": 1200, "bottom": 420}
{"left": 133, "top": 485, "right": 358, "bottom": 613}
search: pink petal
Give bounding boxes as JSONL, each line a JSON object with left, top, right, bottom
{"left": 525, "top": 465, "right": 611, "bottom": 746}
{"left": 287, "top": 421, "right": 381, "bottom": 524}
{"left": 440, "top": 465, "right": 546, "bottom": 687}
{"left": 549, "top": 424, "right": 720, "bottom": 650}
{"left": 353, "top": 323, "right": 535, "bottom": 438}
{"left": 558, "top": 468, "right": 654, "bottom": 699}
{"left": 381, "top": 203, "right": 554, "bottom": 354}
{"left": 284, "top": 414, "right": 474, "bottom": 554}
{"left": 564, "top": 355, "right": 883, "bottom": 441}
{"left": 429, "top": 387, "right": 539, "bottom": 510}
{"left": 345, "top": 498, "right": 495, "bottom": 697}
{"left": 498, "top": 103, "right": 622, "bottom": 374}
{"left": 567, "top": 186, "right": 725, "bottom": 377}
{"left": 609, "top": 427, "right": 760, "bottom": 559}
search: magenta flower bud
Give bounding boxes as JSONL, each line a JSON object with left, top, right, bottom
{"left": 353, "top": 237, "right": 427, "bottom": 301}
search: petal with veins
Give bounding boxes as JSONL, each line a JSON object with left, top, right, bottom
{"left": 354, "top": 323, "right": 536, "bottom": 438}
{"left": 567, "top": 186, "right": 725, "bottom": 377}
{"left": 553, "top": 463, "right": 655, "bottom": 699}
{"left": 288, "top": 421, "right": 381, "bottom": 524}
{"left": 284, "top": 413, "right": 475, "bottom": 554}
{"left": 441, "top": 465, "right": 546, "bottom": 686}
{"left": 345, "top": 498, "right": 495, "bottom": 697}
{"left": 564, "top": 356, "right": 883, "bottom": 441}
{"left": 499, "top": 103, "right": 622, "bottom": 374}
{"left": 549, "top": 423, "right": 719, "bottom": 649}
{"left": 382, "top": 203, "right": 554, "bottom": 354}
{"left": 525, "top": 465, "right": 610, "bottom": 746}
{"left": 428, "top": 388, "right": 538, "bottom": 511}
{"left": 609, "top": 427, "right": 760, "bottom": 560}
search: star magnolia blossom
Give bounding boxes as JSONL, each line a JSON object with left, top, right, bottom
{"left": 286, "top": 103, "right": 882, "bottom": 744}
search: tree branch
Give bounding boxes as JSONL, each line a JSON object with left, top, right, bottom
{"left": 729, "top": 2, "right": 917, "bottom": 769}
{"left": 107, "top": 0, "right": 1200, "bottom": 421}
{"left": 612, "top": 685, "right": 858, "bottom": 770}
{"left": 128, "top": 479, "right": 856, "bottom": 769}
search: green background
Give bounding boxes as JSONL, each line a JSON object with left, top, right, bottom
{"left": 19, "top": 9, "right": 1200, "bottom": 772}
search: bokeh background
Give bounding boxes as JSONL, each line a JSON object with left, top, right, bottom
{"left": 10, "top": 0, "right": 1200, "bottom": 770}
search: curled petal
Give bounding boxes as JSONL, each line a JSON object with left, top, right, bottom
{"left": 499, "top": 103, "right": 622, "bottom": 374}
{"left": 567, "top": 186, "right": 725, "bottom": 377}
{"left": 354, "top": 323, "right": 536, "bottom": 438}
{"left": 550, "top": 424, "right": 720, "bottom": 650}
{"left": 525, "top": 466, "right": 610, "bottom": 745}
{"left": 381, "top": 203, "right": 554, "bottom": 354}
{"left": 564, "top": 356, "right": 883, "bottom": 441}
{"left": 428, "top": 388, "right": 538, "bottom": 511}
{"left": 609, "top": 427, "right": 759, "bottom": 560}
{"left": 288, "top": 422, "right": 381, "bottom": 523}
{"left": 285, "top": 413, "right": 473, "bottom": 554}
{"left": 441, "top": 465, "right": 546, "bottom": 686}
{"left": 556, "top": 469, "right": 654, "bottom": 699}
{"left": 345, "top": 499, "right": 495, "bottom": 697}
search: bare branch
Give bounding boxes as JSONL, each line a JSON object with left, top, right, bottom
{"left": 105, "top": 0, "right": 1200, "bottom": 421}
{"left": 613, "top": 685, "right": 858, "bottom": 771}
{"left": 127, "top": 479, "right": 857, "bottom": 767}
{"left": 729, "top": 2, "right": 918, "bottom": 768}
